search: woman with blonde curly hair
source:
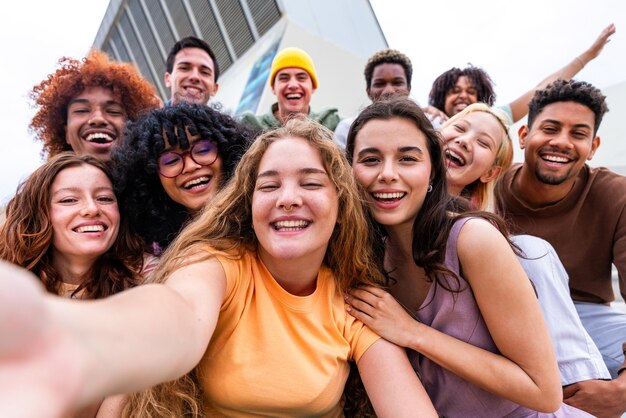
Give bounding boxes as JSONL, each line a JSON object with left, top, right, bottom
{"left": 0, "top": 119, "right": 436, "bottom": 418}
{"left": 30, "top": 49, "right": 160, "bottom": 161}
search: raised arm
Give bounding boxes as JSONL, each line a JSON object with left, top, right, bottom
{"left": 0, "top": 257, "right": 226, "bottom": 418}
{"left": 508, "top": 23, "right": 615, "bottom": 123}
{"left": 346, "top": 219, "right": 562, "bottom": 412}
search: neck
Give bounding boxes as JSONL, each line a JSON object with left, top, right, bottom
{"left": 448, "top": 182, "right": 464, "bottom": 197}
{"left": 258, "top": 250, "right": 323, "bottom": 296}
{"left": 385, "top": 223, "right": 415, "bottom": 262}
{"left": 52, "top": 251, "right": 97, "bottom": 286}
{"left": 514, "top": 165, "right": 577, "bottom": 208}
{"left": 275, "top": 106, "right": 308, "bottom": 126}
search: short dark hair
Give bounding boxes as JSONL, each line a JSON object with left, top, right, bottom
{"left": 527, "top": 79, "right": 608, "bottom": 135}
{"left": 166, "top": 36, "right": 220, "bottom": 81}
{"left": 111, "top": 103, "right": 252, "bottom": 251}
{"left": 428, "top": 65, "right": 496, "bottom": 116}
{"left": 363, "top": 48, "right": 413, "bottom": 90}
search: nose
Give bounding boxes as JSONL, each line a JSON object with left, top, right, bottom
{"left": 276, "top": 183, "right": 302, "bottom": 211}
{"left": 188, "top": 66, "right": 201, "bottom": 82}
{"left": 80, "top": 197, "right": 100, "bottom": 217}
{"left": 180, "top": 153, "right": 202, "bottom": 174}
{"left": 88, "top": 108, "right": 107, "bottom": 126}
{"left": 382, "top": 84, "right": 395, "bottom": 96}
{"left": 454, "top": 136, "right": 470, "bottom": 151}
{"left": 548, "top": 131, "right": 574, "bottom": 150}
{"left": 377, "top": 159, "right": 398, "bottom": 183}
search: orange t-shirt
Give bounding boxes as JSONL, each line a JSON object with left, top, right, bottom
{"left": 197, "top": 249, "right": 380, "bottom": 417}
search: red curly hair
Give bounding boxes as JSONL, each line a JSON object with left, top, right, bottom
{"left": 30, "top": 49, "right": 160, "bottom": 157}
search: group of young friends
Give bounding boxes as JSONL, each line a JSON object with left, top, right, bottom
{"left": 0, "top": 22, "right": 625, "bottom": 418}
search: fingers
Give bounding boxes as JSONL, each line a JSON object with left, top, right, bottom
{"left": 562, "top": 383, "right": 580, "bottom": 399}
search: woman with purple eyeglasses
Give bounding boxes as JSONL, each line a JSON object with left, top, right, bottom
{"left": 111, "top": 103, "right": 253, "bottom": 260}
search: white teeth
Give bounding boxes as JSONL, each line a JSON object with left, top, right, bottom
{"left": 274, "top": 220, "right": 309, "bottom": 230}
{"left": 446, "top": 149, "right": 466, "bottom": 166}
{"left": 543, "top": 155, "right": 569, "bottom": 163}
{"left": 85, "top": 133, "right": 114, "bottom": 143}
{"left": 75, "top": 225, "right": 105, "bottom": 233}
{"left": 186, "top": 87, "right": 202, "bottom": 94}
{"left": 184, "top": 176, "right": 210, "bottom": 188}
{"left": 373, "top": 192, "right": 405, "bottom": 199}
{"left": 286, "top": 94, "right": 302, "bottom": 99}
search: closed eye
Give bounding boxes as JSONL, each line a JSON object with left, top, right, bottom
{"left": 357, "top": 156, "right": 380, "bottom": 164}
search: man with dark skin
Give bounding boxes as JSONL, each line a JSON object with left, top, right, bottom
{"left": 496, "top": 79, "right": 626, "bottom": 418}
{"left": 334, "top": 48, "right": 413, "bottom": 149}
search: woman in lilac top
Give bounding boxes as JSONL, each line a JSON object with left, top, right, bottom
{"left": 344, "top": 98, "right": 592, "bottom": 417}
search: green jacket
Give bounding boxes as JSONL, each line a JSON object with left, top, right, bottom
{"left": 240, "top": 103, "right": 340, "bottom": 132}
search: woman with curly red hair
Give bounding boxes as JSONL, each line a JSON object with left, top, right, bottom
{"left": 30, "top": 49, "right": 160, "bottom": 161}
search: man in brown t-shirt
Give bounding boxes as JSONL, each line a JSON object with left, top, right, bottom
{"left": 495, "top": 79, "right": 626, "bottom": 417}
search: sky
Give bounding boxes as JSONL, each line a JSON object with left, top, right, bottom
{"left": 1, "top": 0, "right": 625, "bottom": 204}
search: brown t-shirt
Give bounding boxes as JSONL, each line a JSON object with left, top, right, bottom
{"left": 495, "top": 164, "right": 626, "bottom": 304}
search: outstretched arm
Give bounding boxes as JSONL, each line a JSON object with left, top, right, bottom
{"left": 357, "top": 339, "right": 437, "bottom": 418}
{"left": 508, "top": 23, "right": 615, "bottom": 123}
{"left": 0, "top": 257, "right": 226, "bottom": 418}
{"left": 346, "top": 219, "right": 562, "bottom": 412}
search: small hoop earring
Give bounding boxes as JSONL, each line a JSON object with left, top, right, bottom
{"left": 427, "top": 184, "right": 433, "bottom": 193}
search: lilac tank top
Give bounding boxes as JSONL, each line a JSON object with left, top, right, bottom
{"left": 408, "top": 218, "right": 591, "bottom": 417}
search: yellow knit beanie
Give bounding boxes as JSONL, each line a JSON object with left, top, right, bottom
{"left": 269, "top": 47, "right": 318, "bottom": 88}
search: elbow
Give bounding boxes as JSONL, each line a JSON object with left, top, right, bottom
{"left": 532, "top": 386, "right": 562, "bottom": 413}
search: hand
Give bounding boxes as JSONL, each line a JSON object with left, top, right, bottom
{"left": 563, "top": 378, "right": 626, "bottom": 418}
{"left": 0, "top": 261, "right": 81, "bottom": 418}
{"left": 581, "top": 23, "right": 616, "bottom": 63}
{"left": 345, "top": 285, "right": 419, "bottom": 348}
{"left": 422, "top": 105, "right": 449, "bottom": 124}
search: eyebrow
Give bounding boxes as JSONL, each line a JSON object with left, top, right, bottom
{"left": 542, "top": 119, "right": 592, "bottom": 130}
{"left": 52, "top": 186, "right": 114, "bottom": 196}
{"left": 68, "top": 98, "right": 122, "bottom": 106}
{"left": 257, "top": 167, "right": 328, "bottom": 178}
{"left": 356, "top": 145, "right": 424, "bottom": 157}
{"left": 176, "top": 61, "right": 213, "bottom": 72}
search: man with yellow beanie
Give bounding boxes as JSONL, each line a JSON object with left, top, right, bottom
{"left": 241, "top": 47, "right": 340, "bottom": 131}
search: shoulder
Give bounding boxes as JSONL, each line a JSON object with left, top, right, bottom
{"left": 589, "top": 165, "right": 626, "bottom": 187}
{"left": 456, "top": 217, "right": 508, "bottom": 256}
{"left": 311, "top": 107, "right": 341, "bottom": 130}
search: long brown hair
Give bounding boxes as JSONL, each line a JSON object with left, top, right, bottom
{"left": 0, "top": 153, "right": 143, "bottom": 298}
{"left": 125, "top": 119, "right": 385, "bottom": 417}
{"left": 347, "top": 98, "right": 512, "bottom": 292}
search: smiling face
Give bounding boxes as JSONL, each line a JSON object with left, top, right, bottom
{"left": 252, "top": 137, "right": 338, "bottom": 268}
{"left": 520, "top": 101, "right": 599, "bottom": 187}
{"left": 352, "top": 117, "right": 432, "bottom": 234}
{"left": 441, "top": 111, "right": 505, "bottom": 195}
{"left": 65, "top": 86, "right": 127, "bottom": 161}
{"left": 367, "top": 63, "right": 410, "bottom": 102}
{"left": 165, "top": 47, "right": 219, "bottom": 105}
{"left": 272, "top": 68, "right": 315, "bottom": 121}
{"left": 158, "top": 133, "right": 223, "bottom": 213}
{"left": 50, "top": 164, "right": 120, "bottom": 269}
{"left": 444, "top": 76, "right": 478, "bottom": 117}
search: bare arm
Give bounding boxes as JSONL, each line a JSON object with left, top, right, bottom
{"left": 346, "top": 219, "right": 562, "bottom": 412}
{"left": 508, "top": 23, "right": 615, "bottom": 123}
{"left": 0, "top": 257, "right": 226, "bottom": 417}
{"left": 357, "top": 339, "right": 437, "bottom": 418}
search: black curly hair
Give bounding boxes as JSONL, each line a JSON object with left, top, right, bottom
{"left": 527, "top": 79, "right": 608, "bottom": 135}
{"left": 428, "top": 65, "right": 496, "bottom": 116}
{"left": 111, "top": 103, "right": 253, "bottom": 253}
